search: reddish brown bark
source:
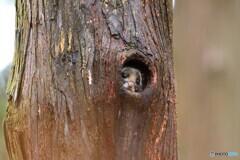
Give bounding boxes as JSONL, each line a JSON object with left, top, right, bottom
{"left": 4, "top": 0, "right": 177, "bottom": 159}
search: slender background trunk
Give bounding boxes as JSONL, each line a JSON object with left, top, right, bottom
{"left": 174, "top": 0, "right": 240, "bottom": 159}
{"left": 4, "top": 0, "right": 177, "bottom": 159}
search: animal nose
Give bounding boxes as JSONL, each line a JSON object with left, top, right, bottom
{"left": 128, "top": 81, "right": 134, "bottom": 88}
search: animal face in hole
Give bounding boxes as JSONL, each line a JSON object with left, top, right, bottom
{"left": 121, "top": 67, "right": 142, "bottom": 92}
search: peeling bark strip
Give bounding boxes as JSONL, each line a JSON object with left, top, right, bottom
{"left": 4, "top": 0, "right": 177, "bottom": 160}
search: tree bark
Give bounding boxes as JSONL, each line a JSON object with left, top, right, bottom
{"left": 4, "top": 0, "right": 177, "bottom": 159}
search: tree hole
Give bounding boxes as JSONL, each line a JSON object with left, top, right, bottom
{"left": 121, "top": 59, "right": 151, "bottom": 92}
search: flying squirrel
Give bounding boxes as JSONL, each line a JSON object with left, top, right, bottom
{"left": 121, "top": 67, "right": 143, "bottom": 92}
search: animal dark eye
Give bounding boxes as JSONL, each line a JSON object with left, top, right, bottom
{"left": 136, "top": 79, "right": 140, "bottom": 85}
{"left": 121, "top": 72, "right": 128, "bottom": 78}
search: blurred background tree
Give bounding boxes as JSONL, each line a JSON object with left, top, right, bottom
{"left": 174, "top": 0, "right": 240, "bottom": 159}
{"left": 0, "top": 0, "right": 240, "bottom": 159}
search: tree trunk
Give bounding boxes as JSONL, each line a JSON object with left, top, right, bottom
{"left": 4, "top": 0, "right": 177, "bottom": 159}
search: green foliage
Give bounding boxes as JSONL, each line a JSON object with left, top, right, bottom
{"left": 0, "top": 64, "right": 10, "bottom": 122}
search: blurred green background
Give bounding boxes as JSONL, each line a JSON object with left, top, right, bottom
{"left": 0, "top": 0, "right": 240, "bottom": 160}
{"left": 0, "top": 65, "right": 9, "bottom": 160}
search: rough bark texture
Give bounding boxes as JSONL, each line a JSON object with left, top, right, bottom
{"left": 4, "top": 0, "right": 177, "bottom": 159}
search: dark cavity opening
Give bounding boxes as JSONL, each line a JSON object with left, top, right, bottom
{"left": 122, "top": 59, "right": 151, "bottom": 91}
